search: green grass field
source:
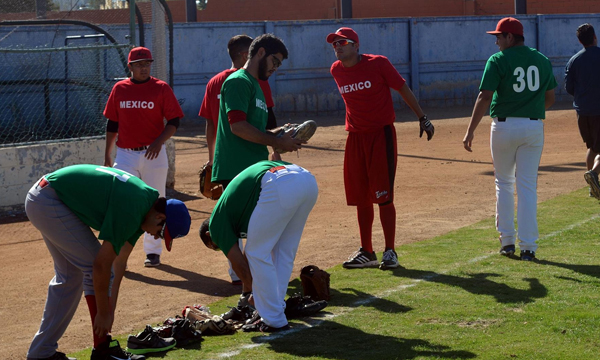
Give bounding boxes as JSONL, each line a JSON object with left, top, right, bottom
{"left": 73, "top": 188, "right": 600, "bottom": 359}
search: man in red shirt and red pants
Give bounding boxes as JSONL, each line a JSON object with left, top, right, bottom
{"left": 327, "top": 27, "right": 434, "bottom": 270}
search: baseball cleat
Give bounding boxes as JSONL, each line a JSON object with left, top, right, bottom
{"left": 91, "top": 337, "right": 146, "bottom": 360}
{"left": 520, "top": 250, "right": 536, "bottom": 261}
{"left": 241, "top": 319, "right": 290, "bottom": 333}
{"left": 273, "top": 120, "right": 317, "bottom": 154}
{"left": 33, "top": 352, "right": 76, "bottom": 360}
{"left": 126, "top": 325, "right": 176, "bottom": 354}
{"left": 342, "top": 248, "right": 378, "bottom": 268}
{"left": 144, "top": 254, "right": 160, "bottom": 267}
{"left": 584, "top": 170, "right": 600, "bottom": 200}
{"left": 499, "top": 244, "right": 515, "bottom": 256}
{"left": 379, "top": 248, "right": 400, "bottom": 270}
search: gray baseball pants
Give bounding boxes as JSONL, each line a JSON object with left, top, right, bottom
{"left": 25, "top": 177, "right": 110, "bottom": 359}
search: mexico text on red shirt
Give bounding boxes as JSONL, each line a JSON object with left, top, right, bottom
{"left": 330, "top": 54, "right": 406, "bottom": 132}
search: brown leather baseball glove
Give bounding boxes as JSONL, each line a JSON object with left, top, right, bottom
{"left": 199, "top": 163, "right": 223, "bottom": 200}
{"left": 300, "top": 265, "right": 331, "bottom": 301}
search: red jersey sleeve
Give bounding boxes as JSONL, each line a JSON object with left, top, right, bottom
{"left": 199, "top": 69, "right": 236, "bottom": 129}
{"left": 199, "top": 77, "right": 215, "bottom": 120}
{"left": 379, "top": 56, "right": 406, "bottom": 91}
{"left": 228, "top": 110, "right": 247, "bottom": 124}
{"left": 103, "top": 82, "right": 122, "bottom": 122}
{"left": 259, "top": 80, "right": 275, "bottom": 108}
{"left": 161, "top": 83, "right": 185, "bottom": 120}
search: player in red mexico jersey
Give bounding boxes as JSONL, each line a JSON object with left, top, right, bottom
{"left": 327, "top": 27, "right": 434, "bottom": 270}
{"left": 199, "top": 35, "right": 280, "bottom": 168}
{"left": 103, "top": 47, "right": 184, "bottom": 268}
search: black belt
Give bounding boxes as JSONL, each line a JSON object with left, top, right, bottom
{"left": 497, "top": 117, "right": 538, "bottom": 122}
{"left": 128, "top": 146, "right": 148, "bottom": 151}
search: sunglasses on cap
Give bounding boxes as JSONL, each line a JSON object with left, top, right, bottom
{"left": 331, "top": 39, "right": 355, "bottom": 48}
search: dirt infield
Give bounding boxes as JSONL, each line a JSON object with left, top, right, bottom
{"left": 0, "top": 107, "right": 587, "bottom": 358}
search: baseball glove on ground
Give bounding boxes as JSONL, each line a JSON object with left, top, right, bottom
{"left": 184, "top": 306, "right": 236, "bottom": 335}
{"left": 272, "top": 120, "right": 317, "bottom": 154}
{"left": 300, "top": 265, "right": 331, "bottom": 301}
{"left": 199, "top": 163, "right": 223, "bottom": 200}
{"left": 284, "top": 293, "right": 328, "bottom": 319}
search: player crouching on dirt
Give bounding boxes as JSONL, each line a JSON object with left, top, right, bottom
{"left": 25, "top": 164, "right": 191, "bottom": 360}
{"left": 199, "top": 160, "right": 318, "bottom": 332}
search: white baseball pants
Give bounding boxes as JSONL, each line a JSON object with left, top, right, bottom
{"left": 244, "top": 165, "right": 319, "bottom": 328}
{"left": 490, "top": 117, "right": 544, "bottom": 252}
{"left": 113, "top": 145, "right": 168, "bottom": 256}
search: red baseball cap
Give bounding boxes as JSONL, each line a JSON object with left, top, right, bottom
{"left": 486, "top": 17, "right": 524, "bottom": 37}
{"left": 326, "top": 27, "right": 359, "bottom": 44}
{"left": 128, "top": 47, "right": 153, "bottom": 64}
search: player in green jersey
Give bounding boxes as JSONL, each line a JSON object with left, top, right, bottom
{"left": 462, "top": 17, "right": 557, "bottom": 261}
{"left": 200, "top": 161, "right": 318, "bottom": 332}
{"left": 212, "top": 34, "right": 303, "bottom": 186}
{"left": 25, "top": 164, "right": 191, "bottom": 360}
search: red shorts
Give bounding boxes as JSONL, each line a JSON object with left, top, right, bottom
{"left": 344, "top": 124, "right": 397, "bottom": 206}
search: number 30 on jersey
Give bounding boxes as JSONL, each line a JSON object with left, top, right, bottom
{"left": 513, "top": 66, "right": 540, "bottom": 92}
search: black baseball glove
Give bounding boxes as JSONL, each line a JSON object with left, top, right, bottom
{"left": 284, "top": 293, "right": 328, "bottom": 319}
{"left": 419, "top": 115, "right": 434, "bottom": 141}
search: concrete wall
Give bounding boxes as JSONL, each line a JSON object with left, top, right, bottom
{"left": 172, "top": 14, "right": 599, "bottom": 120}
{"left": 0, "top": 138, "right": 107, "bottom": 210}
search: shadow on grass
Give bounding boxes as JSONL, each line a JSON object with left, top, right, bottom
{"left": 287, "top": 279, "right": 412, "bottom": 314}
{"left": 125, "top": 264, "right": 239, "bottom": 297}
{"left": 392, "top": 267, "right": 548, "bottom": 304}
{"left": 536, "top": 259, "right": 600, "bottom": 280}
{"left": 253, "top": 320, "right": 476, "bottom": 359}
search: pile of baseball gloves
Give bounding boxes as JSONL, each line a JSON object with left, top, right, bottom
{"left": 122, "top": 264, "right": 331, "bottom": 354}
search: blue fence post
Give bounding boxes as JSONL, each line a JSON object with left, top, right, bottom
{"left": 409, "top": 18, "right": 420, "bottom": 101}
{"left": 536, "top": 15, "right": 545, "bottom": 52}
{"left": 264, "top": 21, "right": 278, "bottom": 96}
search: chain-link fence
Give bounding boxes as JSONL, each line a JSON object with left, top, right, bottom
{"left": 0, "top": 43, "right": 130, "bottom": 145}
{"left": 0, "top": 0, "right": 173, "bottom": 147}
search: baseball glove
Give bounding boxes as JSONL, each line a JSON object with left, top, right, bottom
{"left": 199, "top": 163, "right": 223, "bottom": 200}
{"left": 300, "top": 265, "right": 331, "bottom": 301}
{"left": 284, "top": 293, "right": 328, "bottom": 319}
{"left": 273, "top": 120, "right": 317, "bottom": 154}
{"left": 184, "top": 306, "right": 236, "bottom": 335}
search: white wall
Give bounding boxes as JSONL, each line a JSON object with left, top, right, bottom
{"left": 0, "top": 137, "right": 107, "bottom": 211}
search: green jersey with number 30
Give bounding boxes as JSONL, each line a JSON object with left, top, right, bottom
{"left": 480, "top": 45, "right": 557, "bottom": 119}
{"left": 46, "top": 164, "right": 159, "bottom": 255}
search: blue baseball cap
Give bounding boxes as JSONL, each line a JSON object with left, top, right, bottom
{"left": 163, "top": 199, "right": 191, "bottom": 251}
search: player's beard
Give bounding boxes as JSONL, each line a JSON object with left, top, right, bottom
{"left": 258, "top": 56, "right": 270, "bottom": 81}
